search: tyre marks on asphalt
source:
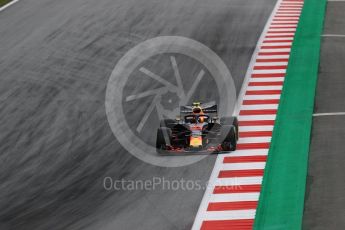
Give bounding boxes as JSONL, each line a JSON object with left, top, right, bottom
{"left": 192, "top": 0, "right": 304, "bottom": 229}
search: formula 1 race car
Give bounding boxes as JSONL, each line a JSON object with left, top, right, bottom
{"left": 156, "top": 102, "right": 238, "bottom": 154}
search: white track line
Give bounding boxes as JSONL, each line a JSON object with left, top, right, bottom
{"left": 255, "top": 61, "right": 289, "bottom": 65}
{"left": 258, "top": 48, "right": 291, "bottom": 52}
{"left": 262, "top": 41, "right": 292, "bottom": 45}
{"left": 322, "top": 34, "right": 345, "bottom": 37}
{"left": 268, "top": 28, "right": 296, "bottom": 31}
{"left": 209, "top": 193, "right": 260, "bottom": 202}
{"left": 266, "top": 37, "right": 293, "bottom": 42}
{"left": 250, "top": 77, "right": 285, "bottom": 82}
{"left": 239, "top": 126, "right": 274, "bottom": 132}
{"left": 239, "top": 115, "right": 277, "bottom": 121}
{"left": 241, "top": 104, "right": 279, "bottom": 110}
{"left": 244, "top": 95, "right": 281, "bottom": 100}
{"left": 238, "top": 137, "right": 272, "bottom": 144}
{"left": 202, "top": 210, "right": 257, "bottom": 221}
{"left": 246, "top": 85, "right": 283, "bottom": 90}
{"left": 221, "top": 162, "right": 267, "bottom": 171}
{"left": 0, "top": 0, "right": 19, "bottom": 11}
{"left": 257, "top": 54, "right": 290, "bottom": 58}
{"left": 216, "top": 177, "right": 263, "bottom": 186}
{"left": 229, "top": 149, "right": 269, "bottom": 156}
{"left": 313, "top": 112, "right": 345, "bottom": 116}
{"left": 252, "top": 69, "right": 286, "bottom": 74}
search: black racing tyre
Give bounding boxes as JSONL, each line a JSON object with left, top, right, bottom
{"left": 220, "top": 125, "right": 237, "bottom": 151}
{"left": 228, "top": 126, "right": 237, "bottom": 151}
{"left": 220, "top": 116, "right": 239, "bottom": 141}
{"left": 156, "top": 127, "right": 172, "bottom": 154}
{"left": 159, "top": 119, "right": 176, "bottom": 129}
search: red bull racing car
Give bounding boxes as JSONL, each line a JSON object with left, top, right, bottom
{"left": 156, "top": 102, "right": 238, "bottom": 154}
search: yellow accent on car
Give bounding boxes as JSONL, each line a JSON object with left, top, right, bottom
{"left": 190, "top": 136, "right": 202, "bottom": 147}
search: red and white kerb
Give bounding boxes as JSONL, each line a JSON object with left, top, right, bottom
{"left": 192, "top": 0, "right": 304, "bottom": 229}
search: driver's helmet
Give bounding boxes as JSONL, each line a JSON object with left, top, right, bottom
{"left": 198, "top": 115, "right": 207, "bottom": 123}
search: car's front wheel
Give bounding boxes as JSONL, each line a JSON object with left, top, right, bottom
{"left": 156, "top": 127, "right": 172, "bottom": 154}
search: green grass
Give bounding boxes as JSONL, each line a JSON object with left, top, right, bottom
{"left": 0, "top": 0, "right": 13, "bottom": 7}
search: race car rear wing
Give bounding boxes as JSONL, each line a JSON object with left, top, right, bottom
{"left": 180, "top": 102, "right": 218, "bottom": 116}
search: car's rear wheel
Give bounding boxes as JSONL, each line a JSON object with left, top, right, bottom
{"left": 220, "top": 116, "right": 239, "bottom": 141}
{"left": 220, "top": 125, "right": 237, "bottom": 151}
{"left": 156, "top": 127, "right": 172, "bottom": 154}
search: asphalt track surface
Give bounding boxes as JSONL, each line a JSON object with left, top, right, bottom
{"left": 303, "top": 2, "right": 345, "bottom": 229}
{"left": 0, "top": 0, "right": 276, "bottom": 229}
